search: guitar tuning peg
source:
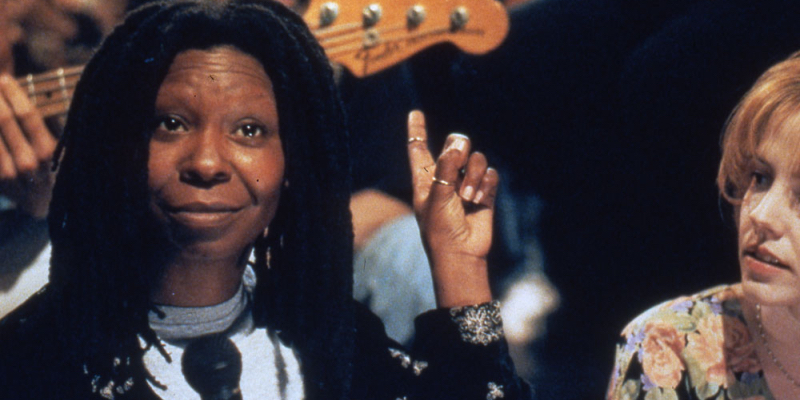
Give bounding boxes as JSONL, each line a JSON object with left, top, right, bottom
{"left": 320, "top": 2, "right": 340, "bottom": 26}
{"left": 407, "top": 5, "right": 426, "bottom": 27}
{"left": 450, "top": 6, "right": 469, "bottom": 30}
{"left": 362, "top": 4, "right": 383, "bottom": 27}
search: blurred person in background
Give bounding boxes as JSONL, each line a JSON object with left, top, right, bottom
{"left": 0, "top": 0, "right": 122, "bottom": 316}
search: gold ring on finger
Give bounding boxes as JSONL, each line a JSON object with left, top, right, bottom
{"left": 407, "top": 137, "right": 426, "bottom": 144}
{"left": 431, "top": 176, "right": 454, "bottom": 186}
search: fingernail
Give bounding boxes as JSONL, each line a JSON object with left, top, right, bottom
{"left": 462, "top": 185, "right": 474, "bottom": 201}
{"left": 408, "top": 110, "right": 424, "bottom": 125}
{"left": 445, "top": 133, "right": 468, "bottom": 153}
{"left": 474, "top": 190, "right": 485, "bottom": 204}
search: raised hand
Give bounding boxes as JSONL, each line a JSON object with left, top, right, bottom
{"left": 406, "top": 110, "right": 499, "bottom": 308}
{"left": 0, "top": 74, "right": 57, "bottom": 219}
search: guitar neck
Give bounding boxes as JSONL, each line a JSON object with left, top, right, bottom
{"left": 18, "top": 66, "right": 83, "bottom": 119}
{"left": 25, "top": 0, "right": 508, "bottom": 119}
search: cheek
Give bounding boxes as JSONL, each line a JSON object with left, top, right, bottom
{"left": 737, "top": 209, "right": 756, "bottom": 248}
{"left": 737, "top": 218, "right": 750, "bottom": 246}
{"left": 251, "top": 177, "right": 282, "bottom": 233}
{"left": 737, "top": 195, "right": 756, "bottom": 240}
{"left": 146, "top": 147, "right": 172, "bottom": 192}
{"left": 248, "top": 149, "right": 285, "bottom": 212}
{"left": 788, "top": 217, "right": 800, "bottom": 248}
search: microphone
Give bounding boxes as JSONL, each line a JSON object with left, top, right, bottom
{"left": 181, "top": 333, "right": 243, "bottom": 400}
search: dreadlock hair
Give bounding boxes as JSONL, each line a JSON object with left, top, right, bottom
{"left": 47, "top": 1, "right": 354, "bottom": 398}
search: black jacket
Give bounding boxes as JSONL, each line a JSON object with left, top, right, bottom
{"left": 0, "top": 290, "right": 532, "bottom": 400}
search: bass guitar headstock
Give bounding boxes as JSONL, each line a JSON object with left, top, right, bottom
{"left": 304, "top": 0, "right": 509, "bottom": 77}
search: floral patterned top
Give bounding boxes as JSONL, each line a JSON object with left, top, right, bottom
{"left": 607, "top": 284, "right": 773, "bottom": 400}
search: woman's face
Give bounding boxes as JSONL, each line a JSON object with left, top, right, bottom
{"left": 738, "top": 113, "right": 800, "bottom": 306}
{"left": 147, "top": 46, "right": 284, "bottom": 261}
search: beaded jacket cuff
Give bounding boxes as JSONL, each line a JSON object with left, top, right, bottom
{"left": 449, "top": 300, "right": 504, "bottom": 346}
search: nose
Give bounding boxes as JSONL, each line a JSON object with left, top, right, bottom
{"left": 748, "top": 185, "right": 789, "bottom": 239}
{"left": 179, "top": 128, "right": 231, "bottom": 187}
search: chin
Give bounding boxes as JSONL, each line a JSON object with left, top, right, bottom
{"left": 176, "top": 239, "right": 254, "bottom": 262}
{"left": 741, "top": 279, "right": 800, "bottom": 307}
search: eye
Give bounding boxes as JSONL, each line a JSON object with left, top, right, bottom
{"left": 749, "top": 170, "right": 771, "bottom": 190}
{"left": 235, "top": 123, "right": 266, "bottom": 138}
{"left": 155, "top": 116, "right": 187, "bottom": 132}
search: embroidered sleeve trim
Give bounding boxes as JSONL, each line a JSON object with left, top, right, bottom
{"left": 389, "top": 348, "right": 412, "bottom": 368}
{"left": 487, "top": 382, "right": 505, "bottom": 399}
{"left": 389, "top": 348, "right": 429, "bottom": 377}
{"left": 449, "top": 300, "right": 504, "bottom": 346}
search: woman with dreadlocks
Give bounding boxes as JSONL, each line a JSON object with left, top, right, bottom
{"left": 0, "top": 1, "right": 531, "bottom": 399}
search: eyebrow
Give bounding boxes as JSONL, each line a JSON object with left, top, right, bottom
{"left": 756, "top": 153, "right": 800, "bottom": 177}
{"left": 751, "top": 155, "right": 770, "bottom": 169}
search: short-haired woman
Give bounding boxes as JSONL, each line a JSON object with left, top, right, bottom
{"left": 608, "top": 51, "right": 800, "bottom": 400}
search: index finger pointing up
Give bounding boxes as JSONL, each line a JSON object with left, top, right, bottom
{"left": 407, "top": 110, "right": 435, "bottom": 207}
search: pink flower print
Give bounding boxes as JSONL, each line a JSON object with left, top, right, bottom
{"left": 640, "top": 320, "right": 686, "bottom": 389}
{"left": 685, "top": 314, "right": 726, "bottom": 387}
{"left": 723, "top": 315, "right": 761, "bottom": 374}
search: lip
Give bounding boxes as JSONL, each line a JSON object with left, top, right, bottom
{"left": 160, "top": 201, "right": 245, "bottom": 230}
{"left": 742, "top": 245, "right": 791, "bottom": 277}
{"left": 164, "top": 201, "right": 244, "bottom": 213}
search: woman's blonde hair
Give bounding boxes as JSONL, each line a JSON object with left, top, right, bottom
{"left": 718, "top": 51, "right": 800, "bottom": 204}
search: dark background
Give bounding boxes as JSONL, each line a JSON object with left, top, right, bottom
{"left": 341, "top": 0, "right": 800, "bottom": 398}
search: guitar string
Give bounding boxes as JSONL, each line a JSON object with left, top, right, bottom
{"left": 325, "top": 26, "right": 451, "bottom": 58}
{"left": 21, "top": 81, "right": 80, "bottom": 97}
{"left": 33, "top": 93, "right": 75, "bottom": 108}
{"left": 36, "top": 99, "right": 75, "bottom": 118}
{"left": 15, "top": 67, "right": 84, "bottom": 86}
{"left": 18, "top": 69, "right": 84, "bottom": 83}
{"left": 319, "top": 23, "right": 410, "bottom": 46}
{"left": 310, "top": 22, "right": 363, "bottom": 39}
